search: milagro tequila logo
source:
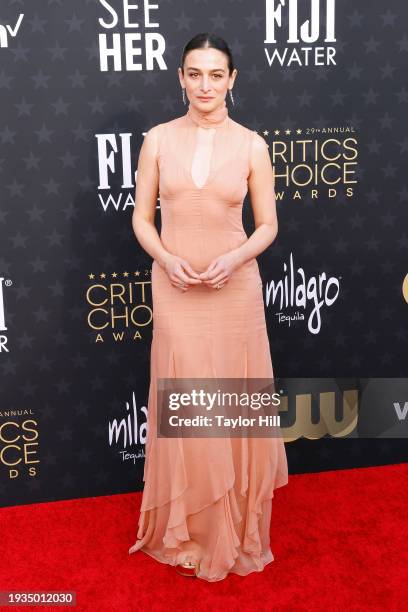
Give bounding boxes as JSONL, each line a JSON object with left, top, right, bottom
{"left": 108, "top": 391, "right": 147, "bottom": 463}
{"left": 0, "top": 277, "right": 12, "bottom": 352}
{"left": 264, "top": 0, "right": 337, "bottom": 67}
{"left": 0, "top": 13, "right": 24, "bottom": 48}
{"left": 98, "top": 0, "right": 167, "bottom": 72}
{"left": 265, "top": 253, "right": 340, "bottom": 334}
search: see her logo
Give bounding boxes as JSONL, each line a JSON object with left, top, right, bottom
{"left": 98, "top": 0, "right": 166, "bottom": 71}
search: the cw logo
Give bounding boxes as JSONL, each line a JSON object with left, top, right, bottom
{"left": 402, "top": 273, "right": 408, "bottom": 303}
{"left": 0, "top": 14, "right": 24, "bottom": 48}
{"left": 280, "top": 389, "right": 358, "bottom": 441}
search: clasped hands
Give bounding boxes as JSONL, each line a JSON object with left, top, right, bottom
{"left": 164, "top": 250, "right": 242, "bottom": 292}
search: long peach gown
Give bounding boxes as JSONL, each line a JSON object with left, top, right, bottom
{"left": 129, "top": 100, "right": 288, "bottom": 582}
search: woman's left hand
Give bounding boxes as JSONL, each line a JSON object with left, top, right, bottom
{"left": 198, "top": 249, "right": 242, "bottom": 289}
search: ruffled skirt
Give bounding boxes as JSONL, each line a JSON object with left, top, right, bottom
{"left": 129, "top": 324, "right": 289, "bottom": 582}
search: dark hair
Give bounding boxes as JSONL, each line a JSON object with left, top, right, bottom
{"left": 180, "top": 32, "right": 235, "bottom": 75}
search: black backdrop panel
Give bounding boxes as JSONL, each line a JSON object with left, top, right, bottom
{"left": 1, "top": 1, "right": 407, "bottom": 507}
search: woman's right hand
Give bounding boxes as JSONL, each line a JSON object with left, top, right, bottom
{"left": 163, "top": 254, "right": 203, "bottom": 292}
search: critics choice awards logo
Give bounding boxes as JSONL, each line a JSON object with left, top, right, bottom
{"left": 0, "top": 415, "right": 40, "bottom": 480}
{"left": 85, "top": 270, "right": 152, "bottom": 343}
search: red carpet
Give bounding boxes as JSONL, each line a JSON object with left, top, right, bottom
{"left": 1, "top": 463, "right": 407, "bottom": 611}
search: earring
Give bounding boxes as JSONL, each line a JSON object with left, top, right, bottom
{"left": 182, "top": 87, "right": 186, "bottom": 105}
{"left": 228, "top": 88, "right": 234, "bottom": 106}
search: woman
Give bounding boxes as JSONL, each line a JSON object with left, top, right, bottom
{"left": 129, "top": 32, "right": 288, "bottom": 582}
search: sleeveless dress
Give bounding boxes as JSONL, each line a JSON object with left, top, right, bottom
{"left": 128, "top": 100, "right": 289, "bottom": 582}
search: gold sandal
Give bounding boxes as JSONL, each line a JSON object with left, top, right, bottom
{"left": 175, "top": 558, "right": 201, "bottom": 577}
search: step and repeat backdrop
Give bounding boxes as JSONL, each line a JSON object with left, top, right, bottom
{"left": 1, "top": 1, "right": 407, "bottom": 507}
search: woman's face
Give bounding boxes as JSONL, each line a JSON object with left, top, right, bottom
{"left": 179, "top": 47, "right": 237, "bottom": 111}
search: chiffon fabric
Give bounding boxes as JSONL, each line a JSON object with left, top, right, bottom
{"left": 129, "top": 100, "right": 288, "bottom": 581}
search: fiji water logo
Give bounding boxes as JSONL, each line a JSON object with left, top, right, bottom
{"left": 264, "top": 0, "right": 337, "bottom": 67}
{"left": 95, "top": 132, "right": 135, "bottom": 211}
{"left": 265, "top": 253, "right": 340, "bottom": 334}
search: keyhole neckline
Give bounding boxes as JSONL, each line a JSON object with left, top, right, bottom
{"left": 184, "top": 103, "right": 232, "bottom": 190}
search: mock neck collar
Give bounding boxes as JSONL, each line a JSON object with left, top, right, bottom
{"left": 186, "top": 100, "right": 229, "bottom": 129}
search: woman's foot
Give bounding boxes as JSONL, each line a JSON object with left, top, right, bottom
{"left": 175, "top": 550, "right": 201, "bottom": 577}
